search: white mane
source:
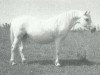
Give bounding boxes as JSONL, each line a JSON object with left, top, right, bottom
{"left": 42, "top": 10, "right": 86, "bottom": 31}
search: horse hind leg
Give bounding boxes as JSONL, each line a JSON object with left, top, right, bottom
{"left": 10, "top": 27, "right": 14, "bottom": 45}
{"left": 10, "top": 37, "right": 20, "bottom": 65}
{"left": 55, "top": 38, "right": 61, "bottom": 66}
{"left": 19, "top": 41, "right": 26, "bottom": 64}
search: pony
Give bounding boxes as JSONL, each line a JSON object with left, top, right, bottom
{"left": 10, "top": 10, "right": 92, "bottom": 66}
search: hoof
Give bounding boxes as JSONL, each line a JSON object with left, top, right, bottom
{"left": 55, "top": 62, "right": 60, "bottom": 67}
{"left": 10, "top": 61, "right": 16, "bottom": 66}
{"left": 22, "top": 59, "right": 27, "bottom": 64}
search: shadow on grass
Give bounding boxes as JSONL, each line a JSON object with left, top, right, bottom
{"left": 27, "top": 59, "right": 53, "bottom": 65}
{"left": 60, "top": 59, "right": 95, "bottom": 67}
{"left": 27, "top": 59, "right": 100, "bottom": 67}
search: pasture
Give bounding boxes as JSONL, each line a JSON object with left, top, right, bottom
{"left": 0, "top": 27, "right": 100, "bottom": 75}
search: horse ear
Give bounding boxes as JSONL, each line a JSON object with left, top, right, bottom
{"left": 87, "top": 11, "right": 90, "bottom": 14}
{"left": 85, "top": 11, "right": 88, "bottom": 15}
{"left": 85, "top": 11, "right": 90, "bottom": 15}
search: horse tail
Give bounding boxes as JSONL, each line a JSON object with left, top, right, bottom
{"left": 10, "top": 26, "right": 14, "bottom": 45}
{"left": 0, "top": 23, "right": 11, "bottom": 28}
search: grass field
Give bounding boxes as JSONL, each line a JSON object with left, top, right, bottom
{"left": 0, "top": 27, "right": 100, "bottom": 75}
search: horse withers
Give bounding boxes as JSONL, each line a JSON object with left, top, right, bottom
{"left": 10, "top": 10, "right": 93, "bottom": 66}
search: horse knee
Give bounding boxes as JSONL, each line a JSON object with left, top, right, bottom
{"left": 19, "top": 46, "right": 23, "bottom": 51}
{"left": 11, "top": 38, "right": 20, "bottom": 53}
{"left": 19, "top": 42, "right": 23, "bottom": 51}
{"left": 11, "top": 44, "right": 16, "bottom": 52}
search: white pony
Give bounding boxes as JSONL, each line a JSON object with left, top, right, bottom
{"left": 10, "top": 10, "right": 92, "bottom": 66}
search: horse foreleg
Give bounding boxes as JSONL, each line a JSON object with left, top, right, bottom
{"left": 55, "top": 38, "right": 61, "bottom": 66}
{"left": 10, "top": 38, "right": 19, "bottom": 65}
{"left": 19, "top": 42, "right": 26, "bottom": 64}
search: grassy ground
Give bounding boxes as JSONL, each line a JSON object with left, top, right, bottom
{"left": 0, "top": 27, "right": 100, "bottom": 75}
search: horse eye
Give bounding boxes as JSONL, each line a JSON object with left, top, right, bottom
{"left": 85, "top": 18, "right": 89, "bottom": 21}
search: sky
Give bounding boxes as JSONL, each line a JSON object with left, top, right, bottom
{"left": 0, "top": 0, "right": 100, "bottom": 24}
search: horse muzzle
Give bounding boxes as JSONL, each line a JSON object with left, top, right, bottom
{"left": 90, "top": 27, "right": 96, "bottom": 33}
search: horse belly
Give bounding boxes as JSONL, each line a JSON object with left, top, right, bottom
{"left": 28, "top": 32, "right": 56, "bottom": 44}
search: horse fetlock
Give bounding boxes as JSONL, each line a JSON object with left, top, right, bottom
{"left": 10, "top": 60, "right": 16, "bottom": 65}
{"left": 22, "top": 58, "right": 27, "bottom": 64}
{"left": 55, "top": 59, "right": 60, "bottom": 66}
{"left": 55, "top": 61, "right": 60, "bottom": 66}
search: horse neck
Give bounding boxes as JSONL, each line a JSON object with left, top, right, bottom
{"left": 65, "top": 11, "right": 79, "bottom": 29}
